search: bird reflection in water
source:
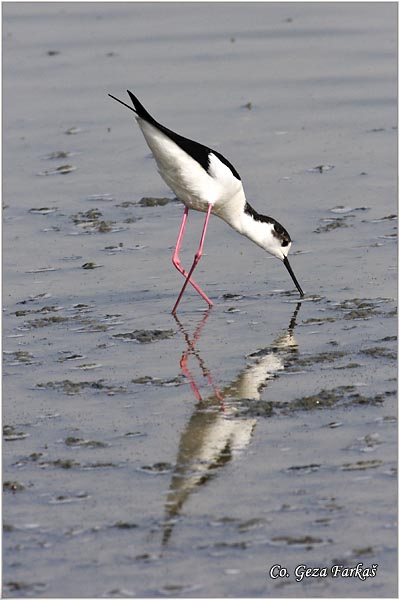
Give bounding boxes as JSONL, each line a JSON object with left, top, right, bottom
{"left": 161, "top": 303, "right": 301, "bottom": 546}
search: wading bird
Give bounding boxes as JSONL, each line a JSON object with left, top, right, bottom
{"left": 109, "top": 91, "right": 304, "bottom": 312}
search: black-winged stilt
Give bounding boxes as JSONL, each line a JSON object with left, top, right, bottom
{"left": 109, "top": 91, "right": 304, "bottom": 312}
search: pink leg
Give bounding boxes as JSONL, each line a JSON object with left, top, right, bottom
{"left": 172, "top": 204, "right": 213, "bottom": 313}
{"left": 172, "top": 205, "right": 213, "bottom": 312}
{"left": 172, "top": 207, "right": 209, "bottom": 295}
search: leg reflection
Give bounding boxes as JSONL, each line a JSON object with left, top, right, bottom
{"left": 162, "top": 303, "right": 302, "bottom": 547}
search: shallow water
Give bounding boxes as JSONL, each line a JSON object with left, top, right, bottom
{"left": 3, "top": 3, "right": 397, "bottom": 598}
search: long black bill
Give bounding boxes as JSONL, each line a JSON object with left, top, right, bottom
{"left": 108, "top": 93, "right": 136, "bottom": 113}
{"left": 283, "top": 256, "right": 304, "bottom": 297}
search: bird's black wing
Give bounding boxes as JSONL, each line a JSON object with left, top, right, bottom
{"left": 126, "top": 90, "right": 241, "bottom": 181}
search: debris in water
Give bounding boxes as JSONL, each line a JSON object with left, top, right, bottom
{"left": 314, "top": 218, "right": 350, "bottom": 233}
{"left": 113, "top": 329, "right": 175, "bottom": 343}
{"left": 307, "top": 164, "right": 335, "bottom": 173}
{"left": 4, "top": 480, "right": 26, "bottom": 492}
{"left": 72, "top": 363, "right": 103, "bottom": 370}
{"left": 65, "top": 127, "right": 82, "bottom": 135}
{"left": 3, "top": 425, "right": 29, "bottom": 441}
{"left": 17, "top": 292, "right": 52, "bottom": 304}
{"left": 329, "top": 205, "right": 369, "bottom": 214}
{"left": 36, "top": 379, "right": 127, "bottom": 395}
{"left": 29, "top": 207, "right": 58, "bottom": 214}
{"left": 132, "top": 375, "right": 183, "bottom": 386}
{"left": 57, "top": 353, "right": 85, "bottom": 362}
{"left": 139, "top": 462, "right": 173, "bottom": 474}
{"left": 85, "top": 193, "right": 115, "bottom": 202}
{"left": 360, "top": 347, "right": 396, "bottom": 359}
{"left": 341, "top": 460, "right": 382, "bottom": 471}
{"left": 81, "top": 262, "right": 102, "bottom": 270}
{"left": 37, "top": 164, "right": 76, "bottom": 176}
{"left": 42, "top": 151, "right": 72, "bottom": 160}
{"left": 25, "top": 266, "right": 58, "bottom": 273}
{"left": 138, "top": 196, "right": 171, "bottom": 207}
{"left": 64, "top": 437, "right": 108, "bottom": 448}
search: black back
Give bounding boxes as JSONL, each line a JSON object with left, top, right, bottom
{"left": 126, "top": 90, "right": 241, "bottom": 181}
